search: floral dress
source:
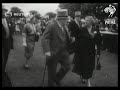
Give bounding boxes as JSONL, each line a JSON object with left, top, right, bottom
{"left": 23, "top": 22, "right": 36, "bottom": 59}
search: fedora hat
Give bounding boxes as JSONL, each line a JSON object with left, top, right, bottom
{"left": 56, "top": 9, "right": 69, "bottom": 20}
{"left": 75, "top": 11, "right": 81, "bottom": 17}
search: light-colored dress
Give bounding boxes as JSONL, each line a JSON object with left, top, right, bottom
{"left": 23, "top": 22, "right": 36, "bottom": 59}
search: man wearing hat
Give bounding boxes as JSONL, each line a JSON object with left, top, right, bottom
{"left": 41, "top": 9, "right": 74, "bottom": 86}
{"left": 68, "top": 11, "right": 82, "bottom": 54}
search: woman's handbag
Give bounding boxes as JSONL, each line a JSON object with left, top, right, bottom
{"left": 96, "top": 55, "right": 101, "bottom": 70}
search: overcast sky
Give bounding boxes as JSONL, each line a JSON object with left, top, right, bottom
{"left": 2, "top": 3, "right": 59, "bottom": 16}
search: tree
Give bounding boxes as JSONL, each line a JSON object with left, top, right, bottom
{"left": 59, "top": 3, "right": 118, "bottom": 21}
{"left": 29, "top": 10, "right": 39, "bottom": 15}
{"left": 10, "top": 7, "right": 24, "bottom": 20}
{"left": 10, "top": 7, "right": 23, "bottom": 13}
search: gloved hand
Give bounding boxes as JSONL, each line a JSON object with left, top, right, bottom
{"left": 22, "top": 42, "right": 27, "bottom": 47}
{"left": 45, "top": 52, "right": 51, "bottom": 56}
{"left": 72, "top": 37, "right": 75, "bottom": 43}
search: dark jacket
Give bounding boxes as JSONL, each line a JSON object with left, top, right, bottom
{"left": 68, "top": 20, "right": 82, "bottom": 53}
{"left": 41, "top": 20, "right": 71, "bottom": 56}
{"left": 72, "top": 26, "right": 102, "bottom": 79}
{"left": 2, "top": 21, "right": 11, "bottom": 72}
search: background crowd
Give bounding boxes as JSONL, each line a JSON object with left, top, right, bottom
{"left": 2, "top": 3, "right": 118, "bottom": 87}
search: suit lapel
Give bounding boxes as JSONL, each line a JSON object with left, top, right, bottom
{"left": 75, "top": 20, "right": 80, "bottom": 29}
{"left": 55, "top": 21, "right": 66, "bottom": 35}
{"left": 55, "top": 21, "right": 67, "bottom": 41}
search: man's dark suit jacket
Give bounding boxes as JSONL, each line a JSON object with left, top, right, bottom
{"left": 68, "top": 20, "right": 82, "bottom": 52}
{"left": 41, "top": 20, "right": 70, "bottom": 56}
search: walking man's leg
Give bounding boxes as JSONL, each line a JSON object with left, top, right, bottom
{"left": 46, "top": 56, "right": 57, "bottom": 86}
{"left": 56, "top": 54, "right": 70, "bottom": 85}
{"left": 24, "top": 42, "right": 35, "bottom": 69}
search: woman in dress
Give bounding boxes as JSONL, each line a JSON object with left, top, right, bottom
{"left": 22, "top": 15, "right": 39, "bottom": 69}
{"left": 72, "top": 16, "right": 101, "bottom": 87}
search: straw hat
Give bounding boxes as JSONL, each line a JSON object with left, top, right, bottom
{"left": 56, "top": 9, "right": 69, "bottom": 20}
{"left": 75, "top": 11, "right": 81, "bottom": 17}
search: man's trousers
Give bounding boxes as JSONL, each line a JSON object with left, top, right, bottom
{"left": 46, "top": 51, "right": 70, "bottom": 86}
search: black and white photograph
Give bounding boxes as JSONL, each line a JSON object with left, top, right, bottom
{"left": 2, "top": 3, "right": 118, "bottom": 87}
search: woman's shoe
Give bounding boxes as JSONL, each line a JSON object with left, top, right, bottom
{"left": 24, "top": 64, "right": 29, "bottom": 69}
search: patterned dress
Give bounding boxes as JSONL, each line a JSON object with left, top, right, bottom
{"left": 23, "top": 22, "right": 36, "bottom": 59}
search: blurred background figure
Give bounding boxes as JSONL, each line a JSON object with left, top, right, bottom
{"left": 2, "top": 5, "right": 12, "bottom": 87}
{"left": 40, "top": 19, "right": 46, "bottom": 34}
{"left": 81, "top": 19, "right": 86, "bottom": 28}
{"left": 22, "top": 15, "right": 39, "bottom": 69}
{"left": 46, "top": 12, "right": 56, "bottom": 26}
{"left": 15, "top": 20, "right": 21, "bottom": 36}
{"left": 35, "top": 19, "right": 42, "bottom": 36}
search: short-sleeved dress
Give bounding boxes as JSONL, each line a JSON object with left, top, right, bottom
{"left": 23, "top": 23, "right": 36, "bottom": 59}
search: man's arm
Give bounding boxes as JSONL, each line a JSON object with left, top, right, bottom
{"left": 41, "top": 23, "right": 53, "bottom": 56}
{"left": 68, "top": 21, "right": 76, "bottom": 43}
{"left": 68, "top": 21, "right": 76, "bottom": 37}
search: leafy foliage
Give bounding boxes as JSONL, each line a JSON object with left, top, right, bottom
{"left": 10, "top": 7, "right": 24, "bottom": 20}
{"left": 29, "top": 10, "right": 39, "bottom": 15}
{"left": 59, "top": 3, "right": 118, "bottom": 21}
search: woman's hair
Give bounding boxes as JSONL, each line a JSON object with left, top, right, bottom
{"left": 85, "top": 16, "right": 95, "bottom": 25}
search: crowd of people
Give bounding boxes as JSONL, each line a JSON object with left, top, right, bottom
{"left": 2, "top": 5, "right": 118, "bottom": 87}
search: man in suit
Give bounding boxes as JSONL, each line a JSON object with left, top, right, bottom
{"left": 68, "top": 11, "right": 82, "bottom": 54}
{"left": 41, "top": 9, "right": 74, "bottom": 86}
{"left": 2, "top": 6, "right": 12, "bottom": 87}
